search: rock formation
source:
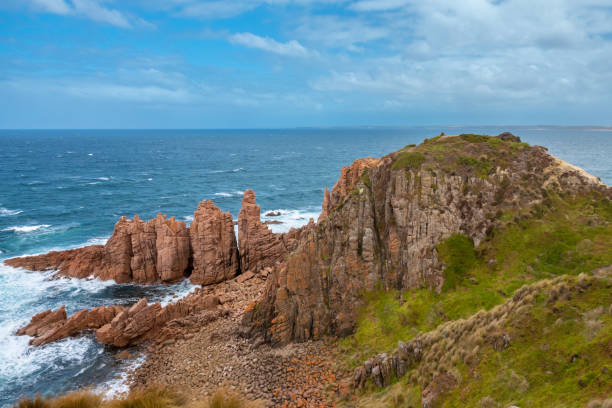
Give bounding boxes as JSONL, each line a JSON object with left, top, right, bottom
{"left": 18, "top": 305, "right": 124, "bottom": 346}
{"left": 17, "top": 292, "right": 221, "bottom": 347}
{"left": 237, "top": 190, "right": 291, "bottom": 273}
{"left": 6, "top": 195, "right": 305, "bottom": 286}
{"left": 189, "top": 201, "right": 240, "bottom": 285}
{"left": 246, "top": 134, "right": 610, "bottom": 345}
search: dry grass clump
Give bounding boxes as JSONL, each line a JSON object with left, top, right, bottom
{"left": 15, "top": 387, "right": 257, "bottom": 408}
{"left": 477, "top": 395, "right": 498, "bottom": 408}
{"left": 107, "top": 386, "right": 185, "bottom": 408}
{"left": 17, "top": 391, "right": 102, "bottom": 408}
{"left": 586, "top": 398, "right": 612, "bottom": 408}
{"left": 201, "top": 389, "right": 259, "bottom": 408}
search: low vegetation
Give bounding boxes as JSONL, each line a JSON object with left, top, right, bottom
{"left": 16, "top": 387, "right": 258, "bottom": 408}
{"left": 338, "top": 187, "right": 612, "bottom": 406}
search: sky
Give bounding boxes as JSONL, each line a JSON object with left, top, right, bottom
{"left": 0, "top": 0, "right": 611, "bottom": 128}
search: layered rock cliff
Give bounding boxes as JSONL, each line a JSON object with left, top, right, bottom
{"left": 246, "top": 133, "right": 608, "bottom": 345}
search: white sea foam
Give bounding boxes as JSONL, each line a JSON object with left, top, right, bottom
{"left": 0, "top": 208, "right": 23, "bottom": 217}
{"left": 158, "top": 280, "right": 198, "bottom": 307}
{"left": 2, "top": 224, "right": 51, "bottom": 233}
{"left": 261, "top": 208, "right": 320, "bottom": 233}
{"left": 96, "top": 354, "right": 146, "bottom": 399}
{"left": 209, "top": 168, "right": 245, "bottom": 174}
{"left": 97, "top": 177, "right": 110, "bottom": 181}
{"left": 214, "top": 192, "right": 233, "bottom": 197}
{"left": 0, "top": 264, "right": 116, "bottom": 394}
{"left": 88, "top": 153, "right": 94, "bottom": 156}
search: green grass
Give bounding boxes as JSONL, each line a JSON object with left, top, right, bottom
{"left": 437, "top": 234, "right": 477, "bottom": 289}
{"left": 457, "top": 156, "right": 492, "bottom": 178}
{"left": 459, "top": 133, "right": 491, "bottom": 143}
{"left": 338, "top": 193, "right": 612, "bottom": 371}
{"left": 391, "top": 152, "right": 426, "bottom": 170}
{"left": 443, "top": 279, "right": 612, "bottom": 407}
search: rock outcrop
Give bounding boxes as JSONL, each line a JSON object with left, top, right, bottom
{"left": 6, "top": 213, "right": 191, "bottom": 284}
{"left": 189, "top": 201, "right": 240, "bottom": 285}
{"left": 246, "top": 134, "right": 610, "bottom": 345}
{"left": 5, "top": 246, "right": 108, "bottom": 279}
{"left": 96, "top": 293, "right": 219, "bottom": 347}
{"left": 238, "top": 190, "right": 291, "bottom": 273}
{"left": 6, "top": 196, "right": 301, "bottom": 286}
{"left": 18, "top": 305, "right": 124, "bottom": 346}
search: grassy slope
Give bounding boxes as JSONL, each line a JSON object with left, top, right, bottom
{"left": 338, "top": 135, "right": 612, "bottom": 407}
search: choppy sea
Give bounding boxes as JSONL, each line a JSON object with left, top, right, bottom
{"left": 1, "top": 127, "right": 611, "bottom": 407}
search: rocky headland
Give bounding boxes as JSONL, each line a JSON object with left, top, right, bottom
{"left": 8, "top": 132, "right": 612, "bottom": 408}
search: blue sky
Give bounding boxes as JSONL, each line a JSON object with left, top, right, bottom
{"left": 1, "top": 0, "right": 611, "bottom": 128}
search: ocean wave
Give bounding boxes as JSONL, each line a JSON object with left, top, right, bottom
{"left": 2, "top": 224, "right": 51, "bottom": 233}
{"left": 97, "top": 177, "right": 110, "bottom": 181}
{"left": 209, "top": 167, "right": 245, "bottom": 174}
{"left": 0, "top": 208, "right": 22, "bottom": 217}
{"left": 213, "top": 190, "right": 244, "bottom": 198}
{"left": 261, "top": 208, "right": 320, "bottom": 233}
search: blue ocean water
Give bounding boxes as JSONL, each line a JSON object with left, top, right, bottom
{"left": 0, "top": 127, "right": 611, "bottom": 407}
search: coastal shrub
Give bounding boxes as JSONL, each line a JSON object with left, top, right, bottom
{"left": 392, "top": 152, "right": 426, "bottom": 170}
{"left": 437, "top": 234, "right": 477, "bottom": 290}
{"left": 458, "top": 156, "right": 492, "bottom": 178}
{"left": 459, "top": 133, "right": 490, "bottom": 143}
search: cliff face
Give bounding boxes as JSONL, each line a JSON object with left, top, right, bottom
{"left": 247, "top": 134, "right": 608, "bottom": 345}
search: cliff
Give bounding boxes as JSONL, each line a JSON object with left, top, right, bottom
{"left": 246, "top": 133, "right": 609, "bottom": 345}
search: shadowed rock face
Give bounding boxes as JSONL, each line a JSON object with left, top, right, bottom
{"left": 189, "top": 200, "right": 240, "bottom": 285}
{"left": 246, "top": 135, "right": 610, "bottom": 345}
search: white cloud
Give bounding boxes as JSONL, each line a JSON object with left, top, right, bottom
{"left": 30, "top": 0, "right": 71, "bottom": 14}
{"left": 229, "top": 32, "right": 313, "bottom": 57}
{"left": 176, "top": 1, "right": 258, "bottom": 19}
{"left": 22, "top": 0, "right": 141, "bottom": 28}
{"left": 349, "top": 0, "right": 410, "bottom": 12}
{"left": 71, "top": 0, "right": 131, "bottom": 27}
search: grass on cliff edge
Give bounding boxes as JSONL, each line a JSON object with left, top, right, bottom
{"left": 16, "top": 387, "right": 261, "bottom": 408}
{"left": 338, "top": 192, "right": 612, "bottom": 369}
{"left": 391, "top": 133, "right": 530, "bottom": 179}
{"left": 342, "top": 275, "right": 612, "bottom": 408}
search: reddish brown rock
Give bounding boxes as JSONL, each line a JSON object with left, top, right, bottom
{"left": 17, "top": 306, "right": 67, "bottom": 337}
{"left": 238, "top": 190, "right": 289, "bottom": 273}
{"left": 5, "top": 246, "right": 108, "bottom": 279}
{"left": 6, "top": 213, "right": 191, "bottom": 284}
{"left": 189, "top": 201, "right": 240, "bottom": 285}
{"left": 318, "top": 187, "right": 331, "bottom": 222}
{"left": 17, "top": 305, "right": 124, "bottom": 346}
{"left": 329, "top": 157, "right": 380, "bottom": 209}
{"left": 96, "top": 294, "right": 220, "bottom": 347}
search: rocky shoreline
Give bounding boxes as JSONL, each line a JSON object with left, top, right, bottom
{"left": 130, "top": 269, "right": 344, "bottom": 407}
{"left": 6, "top": 132, "right": 611, "bottom": 407}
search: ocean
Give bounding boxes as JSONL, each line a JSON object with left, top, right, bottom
{"left": 1, "top": 127, "right": 611, "bottom": 407}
